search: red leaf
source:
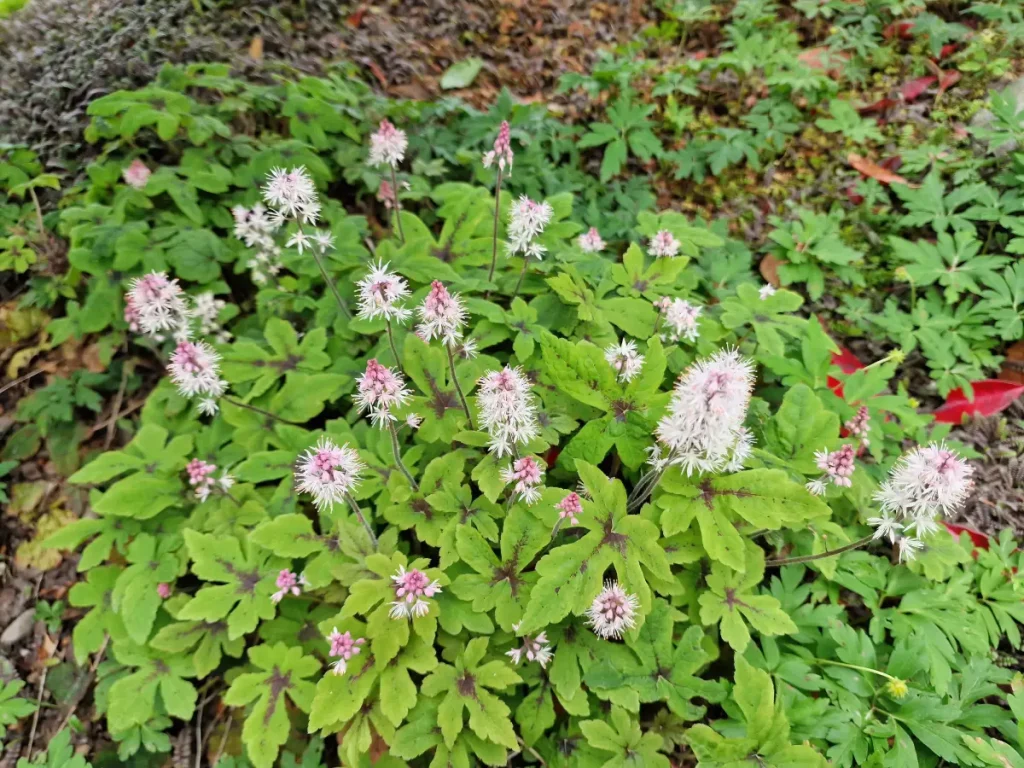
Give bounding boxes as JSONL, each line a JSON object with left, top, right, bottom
{"left": 901, "top": 76, "right": 936, "bottom": 102}
{"left": 883, "top": 21, "right": 915, "bottom": 40}
{"left": 939, "top": 43, "right": 957, "bottom": 59}
{"left": 827, "top": 345, "right": 865, "bottom": 397}
{"left": 847, "top": 153, "right": 916, "bottom": 187}
{"left": 858, "top": 97, "right": 898, "bottom": 115}
{"left": 943, "top": 522, "right": 990, "bottom": 551}
{"left": 845, "top": 185, "right": 864, "bottom": 205}
{"left": 939, "top": 70, "right": 960, "bottom": 92}
{"left": 933, "top": 379, "right": 1024, "bottom": 423}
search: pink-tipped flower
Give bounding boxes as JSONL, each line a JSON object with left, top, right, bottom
{"left": 295, "top": 437, "right": 364, "bottom": 511}
{"left": 759, "top": 284, "right": 777, "bottom": 300}
{"left": 262, "top": 166, "right": 320, "bottom": 224}
{"left": 657, "top": 297, "right": 703, "bottom": 344}
{"left": 501, "top": 456, "right": 544, "bottom": 505}
{"left": 388, "top": 564, "right": 442, "bottom": 620}
{"left": 123, "top": 159, "right": 151, "bottom": 190}
{"left": 649, "top": 230, "right": 681, "bottom": 259}
{"left": 186, "top": 458, "right": 217, "bottom": 499}
{"left": 604, "top": 339, "right": 644, "bottom": 383}
{"left": 506, "top": 624, "right": 552, "bottom": 667}
{"left": 507, "top": 195, "right": 553, "bottom": 257}
{"left": 820, "top": 444, "right": 856, "bottom": 486}
{"left": 577, "top": 227, "right": 605, "bottom": 253}
{"left": 406, "top": 413, "right": 423, "bottom": 430}
{"left": 327, "top": 628, "right": 365, "bottom": 676}
{"left": 127, "top": 271, "right": 189, "bottom": 336}
{"left": 654, "top": 348, "right": 755, "bottom": 475}
{"left": 168, "top": 341, "right": 227, "bottom": 409}
{"left": 157, "top": 583, "right": 172, "bottom": 599}
{"left": 124, "top": 296, "right": 141, "bottom": 333}
{"left": 476, "top": 366, "right": 540, "bottom": 457}
{"left": 355, "top": 359, "right": 412, "bottom": 427}
{"left": 417, "top": 281, "right": 467, "bottom": 346}
{"left": 369, "top": 119, "right": 408, "bottom": 168}
{"left": 192, "top": 292, "right": 230, "bottom": 343}
{"left": 555, "top": 492, "right": 583, "bottom": 525}
{"left": 355, "top": 260, "right": 411, "bottom": 324}
{"left": 586, "top": 581, "right": 639, "bottom": 640}
{"left": 869, "top": 443, "right": 973, "bottom": 560}
{"left": 845, "top": 405, "right": 870, "bottom": 447}
{"left": 483, "top": 120, "right": 514, "bottom": 173}
{"left": 377, "top": 179, "right": 396, "bottom": 209}
{"left": 271, "top": 569, "right": 303, "bottom": 604}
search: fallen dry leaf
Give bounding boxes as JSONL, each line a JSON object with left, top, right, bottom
{"left": 759, "top": 254, "right": 784, "bottom": 287}
{"left": 847, "top": 153, "right": 917, "bottom": 187}
{"left": 248, "top": 36, "right": 263, "bottom": 62}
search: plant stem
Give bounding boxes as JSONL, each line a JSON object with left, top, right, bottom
{"left": 389, "top": 165, "right": 406, "bottom": 244}
{"left": 388, "top": 421, "right": 419, "bottom": 491}
{"left": 626, "top": 468, "right": 663, "bottom": 512}
{"left": 311, "top": 248, "right": 352, "bottom": 319}
{"left": 27, "top": 187, "right": 45, "bottom": 243}
{"left": 344, "top": 492, "right": 378, "bottom": 548}
{"left": 446, "top": 344, "right": 475, "bottom": 430}
{"left": 811, "top": 658, "right": 899, "bottom": 682}
{"left": 487, "top": 167, "right": 503, "bottom": 283}
{"left": 511, "top": 255, "right": 529, "bottom": 301}
{"left": 222, "top": 395, "right": 302, "bottom": 425}
{"left": 386, "top": 320, "right": 402, "bottom": 367}
{"left": 764, "top": 534, "right": 874, "bottom": 566}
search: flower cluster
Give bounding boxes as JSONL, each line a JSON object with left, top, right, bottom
{"left": 502, "top": 455, "right": 544, "bottom": 505}
{"left": 295, "top": 437, "right": 364, "bottom": 511}
{"left": 231, "top": 204, "right": 283, "bottom": 285}
{"left": 577, "top": 227, "right": 605, "bottom": 253}
{"left": 127, "top": 272, "right": 190, "bottom": 338}
{"left": 168, "top": 341, "right": 227, "bottom": 415}
{"left": 186, "top": 458, "right": 234, "bottom": 502}
{"left": 417, "top": 281, "right": 466, "bottom": 346}
{"left": 476, "top": 366, "right": 540, "bottom": 457}
{"left": 389, "top": 565, "right": 442, "bottom": 620}
{"left": 271, "top": 569, "right": 306, "bottom": 604}
{"left": 327, "top": 629, "right": 365, "bottom": 676}
{"left": 656, "top": 297, "right": 702, "bottom": 344}
{"left": 845, "top": 405, "right": 870, "bottom": 446}
{"left": 654, "top": 348, "right": 755, "bottom": 475}
{"left": 482, "top": 120, "right": 513, "bottom": 173}
{"left": 805, "top": 444, "right": 856, "bottom": 496}
{"left": 355, "top": 261, "right": 411, "bottom": 323}
{"left": 759, "top": 284, "right": 777, "bottom": 300}
{"left": 555, "top": 492, "right": 583, "bottom": 525}
{"left": 263, "top": 166, "right": 320, "bottom": 224}
{"left": 369, "top": 119, "right": 408, "bottom": 168}
{"left": 604, "top": 339, "right": 644, "bottom": 383}
{"left": 586, "top": 581, "right": 639, "bottom": 640}
{"left": 869, "top": 442, "right": 974, "bottom": 561}
{"left": 506, "top": 195, "right": 553, "bottom": 259}
{"left": 506, "top": 625, "right": 552, "bottom": 668}
{"left": 192, "top": 292, "right": 231, "bottom": 343}
{"left": 122, "top": 159, "right": 151, "bottom": 190}
{"left": 355, "top": 359, "right": 411, "bottom": 427}
{"left": 649, "top": 229, "right": 681, "bottom": 259}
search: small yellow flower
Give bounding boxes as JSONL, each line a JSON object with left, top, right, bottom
{"left": 889, "top": 348, "right": 907, "bottom": 364}
{"left": 908, "top": 397, "right": 920, "bottom": 409}
{"left": 885, "top": 678, "right": 909, "bottom": 699}
{"left": 894, "top": 266, "right": 911, "bottom": 281}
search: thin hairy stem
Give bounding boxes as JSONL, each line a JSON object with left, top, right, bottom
{"left": 487, "top": 167, "right": 503, "bottom": 283}
{"left": 446, "top": 344, "right": 475, "bottom": 429}
{"left": 388, "top": 421, "right": 419, "bottom": 491}
{"left": 389, "top": 165, "right": 406, "bottom": 244}
{"left": 222, "top": 395, "right": 302, "bottom": 425}
{"left": 344, "top": 492, "right": 378, "bottom": 548}
{"left": 386, "top": 321, "right": 403, "bottom": 368}
{"left": 311, "top": 248, "right": 352, "bottom": 319}
{"left": 764, "top": 534, "right": 874, "bottom": 566}
{"left": 511, "top": 255, "right": 529, "bottom": 301}
{"left": 626, "top": 468, "right": 664, "bottom": 512}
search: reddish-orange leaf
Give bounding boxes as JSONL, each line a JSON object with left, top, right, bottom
{"left": 847, "top": 153, "right": 916, "bottom": 187}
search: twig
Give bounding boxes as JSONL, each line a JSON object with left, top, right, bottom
{"left": 212, "top": 711, "right": 234, "bottom": 768}
{"left": 104, "top": 357, "right": 132, "bottom": 449}
{"left": 221, "top": 396, "right": 302, "bottom": 426}
{"left": 86, "top": 400, "right": 145, "bottom": 438}
{"left": 0, "top": 368, "right": 44, "bottom": 397}
{"left": 25, "top": 666, "right": 48, "bottom": 760}
{"left": 195, "top": 691, "right": 203, "bottom": 768}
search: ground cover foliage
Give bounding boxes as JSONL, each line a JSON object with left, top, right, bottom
{"left": 2, "top": 2, "right": 1024, "bottom": 768}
